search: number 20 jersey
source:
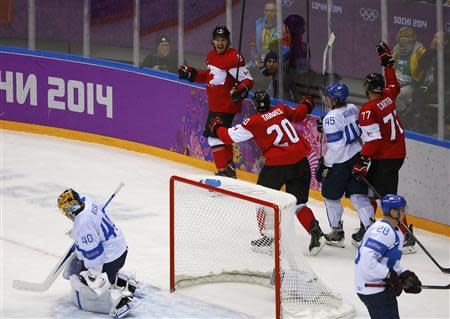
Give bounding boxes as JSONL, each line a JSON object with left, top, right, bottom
{"left": 358, "top": 67, "right": 406, "bottom": 160}
{"left": 228, "top": 103, "right": 311, "bottom": 166}
{"left": 72, "top": 195, "right": 127, "bottom": 270}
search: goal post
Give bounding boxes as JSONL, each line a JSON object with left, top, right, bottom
{"left": 169, "top": 175, "right": 355, "bottom": 319}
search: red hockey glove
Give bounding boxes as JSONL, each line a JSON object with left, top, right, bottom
{"left": 230, "top": 84, "right": 249, "bottom": 103}
{"left": 353, "top": 157, "right": 370, "bottom": 180}
{"left": 384, "top": 269, "right": 403, "bottom": 297}
{"left": 376, "top": 42, "right": 395, "bottom": 67}
{"left": 300, "top": 95, "right": 315, "bottom": 114}
{"left": 400, "top": 270, "right": 422, "bottom": 294}
{"left": 209, "top": 117, "right": 225, "bottom": 138}
{"left": 178, "top": 65, "right": 197, "bottom": 82}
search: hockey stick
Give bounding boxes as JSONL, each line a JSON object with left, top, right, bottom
{"left": 365, "top": 283, "right": 450, "bottom": 290}
{"left": 234, "top": 0, "right": 246, "bottom": 85}
{"left": 319, "top": 32, "right": 335, "bottom": 157}
{"left": 360, "top": 177, "right": 450, "bottom": 274}
{"left": 12, "top": 182, "right": 126, "bottom": 292}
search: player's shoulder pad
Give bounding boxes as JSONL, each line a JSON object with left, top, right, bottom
{"left": 366, "top": 220, "right": 397, "bottom": 246}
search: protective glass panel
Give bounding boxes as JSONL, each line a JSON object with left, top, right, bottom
{"left": 0, "top": 0, "right": 28, "bottom": 48}
{"left": 90, "top": 0, "right": 134, "bottom": 63}
{"left": 139, "top": 0, "right": 179, "bottom": 74}
{"left": 443, "top": 5, "right": 450, "bottom": 140}
{"left": 35, "top": 0, "right": 84, "bottom": 54}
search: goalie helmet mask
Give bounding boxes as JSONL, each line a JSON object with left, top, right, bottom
{"left": 252, "top": 90, "right": 271, "bottom": 113}
{"left": 364, "top": 73, "right": 384, "bottom": 94}
{"left": 381, "top": 194, "right": 407, "bottom": 216}
{"left": 212, "top": 26, "right": 230, "bottom": 41}
{"left": 58, "top": 189, "right": 84, "bottom": 221}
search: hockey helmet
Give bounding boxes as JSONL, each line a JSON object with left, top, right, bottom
{"left": 364, "top": 73, "right": 384, "bottom": 93}
{"left": 58, "top": 189, "right": 84, "bottom": 221}
{"left": 324, "top": 82, "right": 349, "bottom": 104}
{"left": 252, "top": 90, "right": 271, "bottom": 113}
{"left": 381, "top": 194, "right": 407, "bottom": 216}
{"left": 212, "top": 26, "right": 230, "bottom": 41}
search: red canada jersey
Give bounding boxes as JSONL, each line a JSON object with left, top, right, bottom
{"left": 194, "top": 48, "right": 253, "bottom": 114}
{"left": 359, "top": 67, "right": 406, "bottom": 160}
{"left": 217, "top": 103, "right": 311, "bottom": 166}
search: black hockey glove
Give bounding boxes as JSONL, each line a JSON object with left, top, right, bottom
{"left": 400, "top": 270, "right": 422, "bottom": 294}
{"left": 376, "top": 42, "right": 395, "bottom": 68}
{"left": 209, "top": 117, "right": 225, "bottom": 138}
{"left": 230, "top": 84, "right": 249, "bottom": 103}
{"left": 316, "top": 116, "right": 324, "bottom": 134}
{"left": 300, "top": 95, "right": 315, "bottom": 114}
{"left": 315, "top": 157, "right": 329, "bottom": 183}
{"left": 178, "top": 65, "right": 197, "bottom": 82}
{"left": 384, "top": 268, "right": 403, "bottom": 297}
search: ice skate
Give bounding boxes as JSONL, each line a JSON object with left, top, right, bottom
{"left": 402, "top": 224, "right": 417, "bottom": 254}
{"left": 325, "top": 221, "right": 345, "bottom": 248}
{"left": 351, "top": 222, "right": 366, "bottom": 248}
{"left": 251, "top": 236, "right": 274, "bottom": 255}
{"left": 309, "top": 220, "right": 326, "bottom": 256}
{"left": 109, "top": 289, "right": 143, "bottom": 319}
{"left": 215, "top": 162, "right": 237, "bottom": 179}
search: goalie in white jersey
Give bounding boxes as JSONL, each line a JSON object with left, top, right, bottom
{"left": 315, "top": 82, "right": 374, "bottom": 248}
{"left": 355, "top": 194, "right": 421, "bottom": 319}
{"left": 58, "top": 189, "right": 142, "bottom": 319}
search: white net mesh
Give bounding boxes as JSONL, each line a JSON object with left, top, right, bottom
{"left": 171, "top": 175, "right": 355, "bottom": 319}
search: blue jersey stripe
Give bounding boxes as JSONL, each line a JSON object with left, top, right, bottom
{"left": 364, "top": 238, "right": 389, "bottom": 255}
{"left": 75, "top": 243, "right": 104, "bottom": 260}
{"left": 326, "top": 131, "right": 343, "bottom": 143}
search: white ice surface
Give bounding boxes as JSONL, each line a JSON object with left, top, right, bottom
{"left": 1, "top": 130, "right": 449, "bottom": 319}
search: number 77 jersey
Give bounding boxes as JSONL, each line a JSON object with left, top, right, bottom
{"left": 358, "top": 95, "right": 406, "bottom": 160}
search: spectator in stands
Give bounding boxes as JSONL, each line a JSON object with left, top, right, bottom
{"left": 261, "top": 50, "right": 297, "bottom": 101}
{"left": 141, "top": 35, "right": 178, "bottom": 73}
{"left": 284, "top": 14, "right": 309, "bottom": 75}
{"left": 410, "top": 31, "right": 450, "bottom": 136}
{"left": 392, "top": 27, "right": 426, "bottom": 115}
{"left": 248, "top": 1, "right": 291, "bottom": 69}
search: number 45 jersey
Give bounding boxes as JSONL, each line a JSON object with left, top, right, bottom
{"left": 323, "top": 103, "right": 362, "bottom": 167}
{"left": 72, "top": 195, "right": 127, "bottom": 270}
{"left": 222, "top": 103, "right": 312, "bottom": 166}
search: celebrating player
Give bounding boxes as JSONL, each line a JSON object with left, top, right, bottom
{"left": 58, "top": 189, "right": 141, "bottom": 318}
{"left": 178, "top": 26, "right": 254, "bottom": 178}
{"left": 355, "top": 194, "right": 422, "bottom": 319}
{"left": 316, "top": 82, "right": 374, "bottom": 248}
{"left": 211, "top": 90, "right": 326, "bottom": 255}
{"left": 352, "top": 41, "right": 415, "bottom": 253}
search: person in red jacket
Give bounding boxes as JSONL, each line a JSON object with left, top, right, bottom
{"left": 353, "top": 42, "right": 415, "bottom": 253}
{"left": 210, "top": 90, "right": 326, "bottom": 256}
{"left": 178, "top": 26, "right": 254, "bottom": 178}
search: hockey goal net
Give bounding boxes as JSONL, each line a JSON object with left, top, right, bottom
{"left": 170, "top": 175, "right": 355, "bottom": 318}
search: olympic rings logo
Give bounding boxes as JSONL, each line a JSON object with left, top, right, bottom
{"left": 282, "top": 0, "right": 294, "bottom": 7}
{"left": 445, "top": 22, "right": 450, "bottom": 33}
{"left": 359, "top": 8, "right": 379, "bottom": 22}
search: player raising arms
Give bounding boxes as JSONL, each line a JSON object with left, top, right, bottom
{"left": 352, "top": 42, "right": 415, "bottom": 253}
{"left": 316, "top": 82, "right": 374, "bottom": 248}
{"left": 211, "top": 90, "right": 326, "bottom": 255}
{"left": 178, "top": 26, "right": 254, "bottom": 178}
{"left": 58, "top": 189, "right": 141, "bottom": 319}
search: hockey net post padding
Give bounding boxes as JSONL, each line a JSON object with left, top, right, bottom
{"left": 170, "top": 175, "right": 355, "bottom": 319}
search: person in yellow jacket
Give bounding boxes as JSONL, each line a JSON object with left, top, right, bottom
{"left": 392, "top": 26, "right": 426, "bottom": 115}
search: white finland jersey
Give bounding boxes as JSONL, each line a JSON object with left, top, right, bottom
{"left": 323, "top": 103, "right": 362, "bottom": 167}
{"left": 72, "top": 195, "right": 127, "bottom": 270}
{"left": 354, "top": 220, "right": 405, "bottom": 295}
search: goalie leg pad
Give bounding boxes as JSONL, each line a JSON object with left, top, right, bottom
{"left": 109, "top": 286, "right": 143, "bottom": 319}
{"left": 70, "top": 275, "right": 112, "bottom": 314}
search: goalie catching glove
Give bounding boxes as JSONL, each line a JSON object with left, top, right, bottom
{"left": 178, "top": 65, "right": 197, "bottom": 82}
{"left": 376, "top": 42, "right": 395, "bottom": 67}
{"left": 230, "top": 84, "right": 249, "bottom": 103}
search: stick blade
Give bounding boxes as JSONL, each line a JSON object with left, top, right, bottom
{"left": 327, "top": 32, "right": 336, "bottom": 47}
{"left": 12, "top": 279, "right": 49, "bottom": 292}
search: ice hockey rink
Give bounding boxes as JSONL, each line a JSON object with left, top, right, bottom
{"left": 1, "top": 129, "right": 449, "bottom": 319}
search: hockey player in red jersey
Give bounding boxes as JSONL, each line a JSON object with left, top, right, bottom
{"left": 352, "top": 42, "right": 416, "bottom": 253}
{"left": 178, "top": 26, "right": 254, "bottom": 178}
{"left": 210, "top": 90, "right": 326, "bottom": 256}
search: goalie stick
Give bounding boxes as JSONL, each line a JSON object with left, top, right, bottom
{"left": 12, "top": 182, "right": 126, "bottom": 292}
{"left": 319, "top": 32, "right": 335, "bottom": 157}
{"left": 360, "top": 177, "right": 450, "bottom": 274}
{"left": 365, "top": 283, "right": 450, "bottom": 290}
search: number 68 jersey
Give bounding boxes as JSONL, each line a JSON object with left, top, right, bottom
{"left": 72, "top": 195, "right": 127, "bottom": 270}
{"left": 218, "top": 103, "right": 312, "bottom": 166}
